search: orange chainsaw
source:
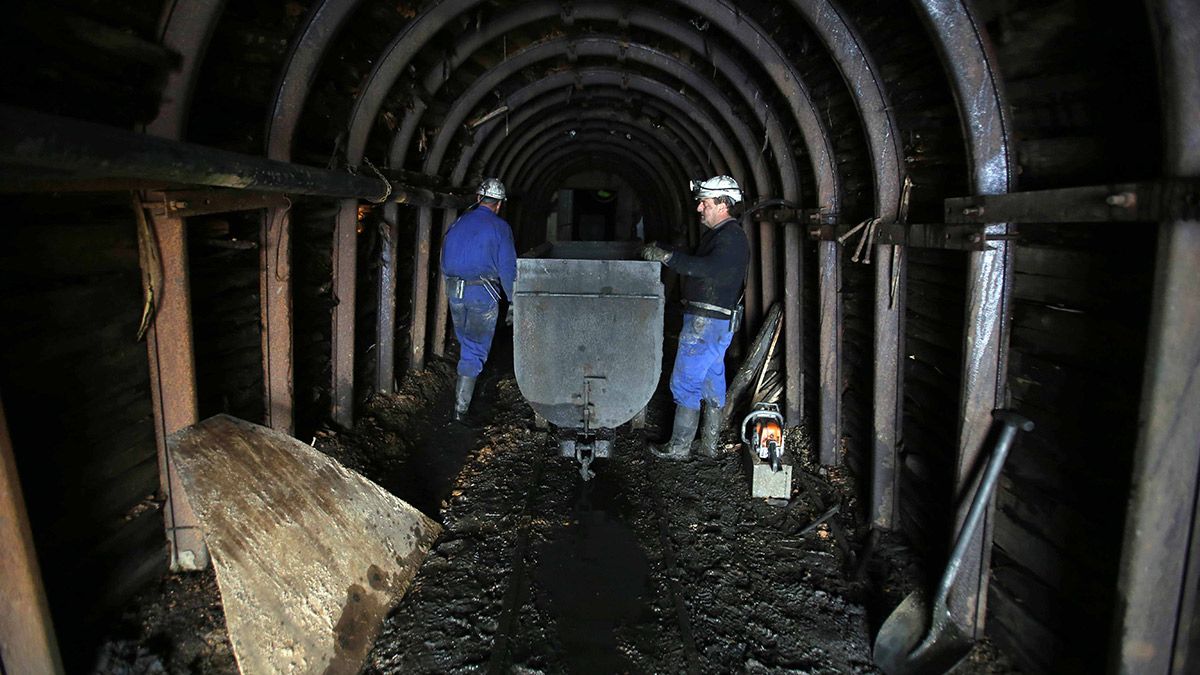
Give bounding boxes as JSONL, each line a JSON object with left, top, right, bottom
{"left": 741, "top": 402, "right": 784, "bottom": 472}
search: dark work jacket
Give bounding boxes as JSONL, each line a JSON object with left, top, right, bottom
{"left": 664, "top": 217, "right": 749, "bottom": 311}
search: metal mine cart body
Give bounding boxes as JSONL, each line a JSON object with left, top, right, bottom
{"left": 513, "top": 241, "right": 664, "bottom": 479}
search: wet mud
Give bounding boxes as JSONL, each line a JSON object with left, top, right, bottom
{"left": 93, "top": 343, "right": 1019, "bottom": 674}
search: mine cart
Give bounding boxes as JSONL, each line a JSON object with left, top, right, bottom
{"left": 513, "top": 241, "right": 665, "bottom": 479}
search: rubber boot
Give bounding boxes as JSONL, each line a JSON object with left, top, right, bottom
{"left": 453, "top": 375, "right": 477, "bottom": 424}
{"left": 650, "top": 406, "right": 700, "bottom": 461}
{"left": 697, "top": 399, "right": 723, "bottom": 459}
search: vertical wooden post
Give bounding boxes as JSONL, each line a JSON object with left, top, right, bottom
{"left": 408, "top": 206, "right": 433, "bottom": 371}
{"left": 871, "top": 244, "right": 906, "bottom": 529}
{"left": 260, "top": 205, "right": 294, "bottom": 434}
{"left": 331, "top": 199, "right": 358, "bottom": 427}
{"left": 783, "top": 222, "right": 803, "bottom": 426}
{"left": 431, "top": 209, "right": 457, "bottom": 359}
{"left": 759, "top": 220, "right": 777, "bottom": 325}
{"left": 742, "top": 214, "right": 761, "bottom": 338}
{"left": 138, "top": 196, "right": 208, "bottom": 571}
{"left": 817, "top": 240, "right": 842, "bottom": 465}
{"left": 0, "top": 391, "right": 64, "bottom": 675}
{"left": 140, "top": 0, "right": 223, "bottom": 572}
{"left": 1113, "top": 0, "right": 1200, "bottom": 671}
{"left": 949, "top": 228, "right": 1014, "bottom": 635}
{"left": 376, "top": 212, "right": 400, "bottom": 394}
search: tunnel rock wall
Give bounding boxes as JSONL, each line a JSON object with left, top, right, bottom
{"left": 0, "top": 194, "right": 165, "bottom": 671}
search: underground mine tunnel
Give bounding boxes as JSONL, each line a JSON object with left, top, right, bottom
{"left": 1, "top": 0, "right": 1198, "bottom": 673}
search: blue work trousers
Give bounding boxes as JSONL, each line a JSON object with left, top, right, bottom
{"left": 670, "top": 312, "right": 735, "bottom": 410}
{"left": 448, "top": 286, "right": 499, "bottom": 377}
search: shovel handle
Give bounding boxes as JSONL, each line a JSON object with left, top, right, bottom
{"left": 932, "top": 409, "right": 1034, "bottom": 610}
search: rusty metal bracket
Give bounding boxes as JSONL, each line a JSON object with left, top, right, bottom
{"left": 753, "top": 207, "right": 836, "bottom": 225}
{"left": 945, "top": 179, "right": 1200, "bottom": 224}
{"left": 147, "top": 189, "right": 291, "bottom": 218}
{"left": 808, "top": 223, "right": 991, "bottom": 251}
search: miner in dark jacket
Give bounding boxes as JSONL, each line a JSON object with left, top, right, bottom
{"left": 640, "top": 175, "right": 749, "bottom": 460}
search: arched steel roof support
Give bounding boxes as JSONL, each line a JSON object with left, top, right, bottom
{"left": 523, "top": 149, "right": 681, "bottom": 236}
{"left": 912, "top": 0, "right": 1017, "bottom": 638}
{"left": 507, "top": 133, "right": 682, "bottom": 217}
{"left": 521, "top": 152, "right": 677, "bottom": 241}
{"left": 476, "top": 92, "right": 717, "bottom": 180}
{"left": 346, "top": 0, "right": 484, "bottom": 165}
{"left": 1113, "top": 1, "right": 1200, "bottom": 671}
{"left": 427, "top": 146, "right": 673, "bottom": 356}
{"left": 426, "top": 92, "right": 706, "bottom": 353}
{"left": 263, "top": 0, "right": 370, "bottom": 418}
{"left": 671, "top": 0, "right": 842, "bottom": 427}
{"left": 419, "top": 38, "right": 770, "bottom": 196}
{"left": 259, "top": 0, "right": 361, "bottom": 429}
{"left": 349, "top": 0, "right": 840, "bottom": 379}
{"left": 409, "top": 63, "right": 760, "bottom": 368}
{"left": 777, "top": 0, "right": 907, "bottom": 467}
{"left": 376, "top": 0, "right": 821, "bottom": 202}
{"left": 463, "top": 85, "right": 725, "bottom": 187}
{"left": 385, "top": 2, "right": 785, "bottom": 192}
{"left": 499, "top": 115, "right": 690, "bottom": 185}
{"left": 491, "top": 111, "right": 703, "bottom": 190}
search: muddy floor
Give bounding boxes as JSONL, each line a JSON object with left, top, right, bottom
{"left": 93, "top": 341, "right": 1019, "bottom": 674}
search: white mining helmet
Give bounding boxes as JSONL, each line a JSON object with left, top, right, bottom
{"left": 478, "top": 177, "right": 506, "bottom": 201}
{"left": 690, "top": 175, "right": 742, "bottom": 203}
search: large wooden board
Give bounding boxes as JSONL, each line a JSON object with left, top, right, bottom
{"left": 167, "top": 415, "right": 440, "bottom": 674}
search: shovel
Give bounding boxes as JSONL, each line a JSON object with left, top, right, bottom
{"left": 873, "top": 409, "right": 1034, "bottom": 675}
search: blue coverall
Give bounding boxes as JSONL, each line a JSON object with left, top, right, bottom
{"left": 660, "top": 217, "right": 750, "bottom": 410}
{"left": 440, "top": 205, "right": 517, "bottom": 377}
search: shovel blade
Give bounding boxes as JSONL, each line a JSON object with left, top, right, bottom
{"left": 873, "top": 591, "right": 972, "bottom": 675}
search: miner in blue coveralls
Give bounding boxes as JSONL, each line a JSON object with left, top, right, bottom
{"left": 441, "top": 177, "right": 518, "bottom": 424}
{"left": 640, "top": 176, "right": 749, "bottom": 460}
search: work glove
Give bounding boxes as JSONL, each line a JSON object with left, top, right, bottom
{"left": 639, "top": 242, "right": 672, "bottom": 264}
{"left": 505, "top": 305, "right": 514, "bottom": 327}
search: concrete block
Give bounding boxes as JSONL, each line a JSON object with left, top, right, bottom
{"left": 747, "top": 448, "right": 792, "bottom": 500}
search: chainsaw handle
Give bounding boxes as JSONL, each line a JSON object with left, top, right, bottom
{"left": 740, "top": 408, "right": 784, "bottom": 445}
